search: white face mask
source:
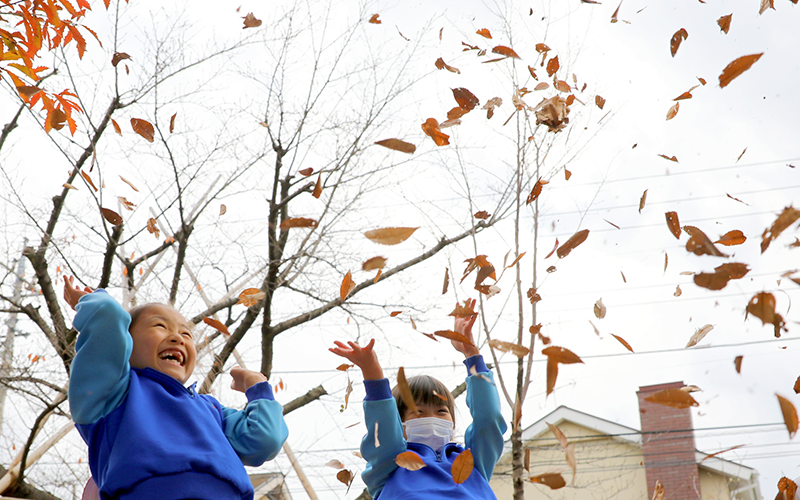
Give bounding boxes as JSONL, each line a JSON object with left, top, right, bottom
{"left": 403, "top": 417, "right": 454, "bottom": 452}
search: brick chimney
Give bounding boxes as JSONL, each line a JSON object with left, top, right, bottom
{"left": 637, "top": 382, "right": 700, "bottom": 500}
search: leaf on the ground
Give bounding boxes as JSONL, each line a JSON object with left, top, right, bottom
{"left": 312, "top": 174, "right": 323, "bottom": 199}
{"left": 362, "top": 256, "right": 387, "bottom": 271}
{"left": 421, "top": 118, "right": 450, "bottom": 146}
{"left": 336, "top": 469, "right": 354, "bottom": 492}
{"left": 595, "top": 95, "right": 606, "bottom": 109}
{"left": 203, "top": 317, "right": 229, "bottom": 336}
{"left": 280, "top": 217, "right": 318, "bottom": 230}
{"left": 364, "top": 227, "right": 418, "bottom": 245}
{"left": 670, "top": 28, "right": 688, "bottom": 57}
{"left": 530, "top": 473, "right": 566, "bottom": 490}
{"left": 492, "top": 45, "right": 521, "bottom": 58}
{"left": 719, "top": 53, "right": 763, "bottom": 88}
{"left": 451, "top": 449, "right": 474, "bottom": 484}
{"left": 716, "top": 230, "right": 746, "bottom": 246}
{"left": 435, "top": 57, "right": 461, "bottom": 74}
{"left": 746, "top": 292, "right": 785, "bottom": 337}
{"left": 434, "top": 330, "right": 475, "bottom": 346}
{"left": 546, "top": 56, "right": 560, "bottom": 77}
{"left": 243, "top": 12, "right": 262, "bottom": 28}
{"left": 666, "top": 103, "right": 679, "bottom": 120}
{"left": 686, "top": 324, "right": 713, "bottom": 347}
{"left": 611, "top": 334, "right": 634, "bottom": 352}
{"left": 761, "top": 206, "right": 800, "bottom": 253}
{"left": 131, "top": 118, "right": 154, "bottom": 142}
{"left": 488, "top": 339, "right": 530, "bottom": 357}
{"left": 777, "top": 394, "right": 798, "bottom": 439}
{"left": 476, "top": 28, "right": 492, "bottom": 39}
{"left": 100, "top": 208, "right": 123, "bottom": 226}
{"left": 374, "top": 138, "right": 416, "bottom": 154}
{"left": 340, "top": 271, "right": 355, "bottom": 301}
{"left": 395, "top": 451, "right": 426, "bottom": 471}
{"left": 453, "top": 88, "right": 480, "bottom": 111}
{"left": 396, "top": 367, "right": 418, "bottom": 415}
{"left": 238, "top": 288, "right": 266, "bottom": 307}
{"left": 644, "top": 388, "right": 698, "bottom": 409}
{"left": 326, "top": 459, "right": 345, "bottom": 469}
{"left": 717, "top": 14, "right": 732, "bottom": 33}
{"left": 368, "top": 13, "right": 381, "bottom": 24}
{"left": 594, "top": 298, "right": 606, "bottom": 319}
{"left": 684, "top": 225, "right": 726, "bottom": 257}
{"left": 734, "top": 355, "right": 743, "bottom": 374}
{"left": 556, "top": 229, "right": 589, "bottom": 258}
{"left": 694, "top": 262, "right": 750, "bottom": 290}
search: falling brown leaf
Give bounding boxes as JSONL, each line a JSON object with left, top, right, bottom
{"left": 694, "top": 262, "right": 750, "bottom": 290}
{"left": 434, "top": 57, "right": 461, "bottom": 74}
{"left": 362, "top": 256, "right": 387, "bottom": 271}
{"left": 16, "top": 85, "right": 40, "bottom": 100}
{"left": 777, "top": 394, "right": 798, "bottom": 438}
{"left": 611, "top": 334, "right": 634, "bottom": 352}
{"left": 534, "top": 95, "right": 570, "bottom": 132}
{"left": 243, "top": 12, "right": 262, "bottom": 28}
{"left": 100, "top": 208, "right": 123, "bottom": 226}
{"left": 62, "top": 183, "right": 77, "bottom": 190}
{"left": 565, "top": 443, "right": 577, "bottom": 485}
{"left": 734, "top": 355, "right": 743, "bottom": 374}
{"left": 670, "top": 28, "right": 688, "bottom": 57}
{"left": 396, "top": 367, "right": 418, "bottom": 415}
{"left": 674, "top": 91, "right": 693, "bottom": 101}
{"left": 761, "top": 206, "right": 800, "bottom": 253}
{"left": 717, "top": 14, "right": 732, "bottom": 33}
{"left": 595, "top": 95, "right": 606, "bottom": 109}
{"left": 593, "top": 298, "right": 606, "bottom": 319}
{"left": 111, "top": 119, "right": 122, "bottom": 135}
{"left": 610, "top": 0, "right": 622, "bottom": 22}
{"left": 336, "top": 364, "right": 353, "bottom": 371}
{"left": 638, "top": 189, "right": 648, "bottom": 213}
{"left": 476, "top": 28, "right": 492, "bottom": 39}
{"left": 684, "top": 225, "right": 727, "bottom": 257}
{"left": 368, "top": 13, "right": 381, "bottom": 24}
{"left": 482, "top": 97, "right": 502, "bottom": 119}
{"left": 666, "top": 102, "right": 679, "bottom": 120}
{"left": 364, "top": 227, "right": 418, "bottom": 245}
{"left": 546, "top": 422, "right": 569, "bottom": 449}
{"left": 326, "top": 459, "right": 345, "bottom": 469}
{"left": 119, "top": 175, "right": 139, "bottom": 192}
{"left": 534, "top": 82, "right": 550, "bottom": 91}
{"left": 80, "top": 171, "right": 98, "bottom": 192}
{"left": 451, "top": 449, "right": 474, "bottom": 484}
{"left": 344, "top": 375, "right": 353, "bottom": 410}
{"left": 218, "top": 204, "right": 226, "bottom": 216}
{"left": 759, "top": 0, "right": 775, "bottom": 14}
{"left": 644, "top": 388, "right": 699, "bottom": 409}
{"left": 715, "top": 230, "right": 746, "bottom": 246}
{"left": 442, "top": 268, "right": 450, "bottom": 294}
{"left": 719, "top": 53, "right": 763, "bottom": 88}
{"left": 492, "top": 45, "right": 521, "bottom": 58}
{"left": 777, "top": 477, "right": 798, "bottom": 500}
{"left": 237, "top": 288, "right": 266, "bottom": 307}
{"left": 395, "top": 451, "right": 426, "bottom": 471}
{"left": 374, "top": 138, "right": 416, "bottom": 154}
{"left": 553, "top": 80, "right": 571, "bottom": 92}
{"left": 280, "top": 217, "right": 318, "bottom": 230}
{"left": 336, "top": 469, "right": 354, "bottom": 492}
{"left": 340, "top": 271, "right": 355, "bottom": 301}
{"left": 312, "top": 174, "right": 323, "bottom": 199}
{"left": 434, "top": 330, "right": 475, "bottom": 346}
{"left": 665, "top": 212, "right": 681, "bottom": 239}
{"left": 117, "top": 196, "right": 135, "bottom": 211}
{"left": 686, "top": 324, "right": 713, "bottom": 348}
{"left": 203, "top": 317, "right": 230, "bottom": 336}
{"left": 452, "top": 88, "right": 480, "bottom": 111}
{"left": 546, "top": 56, "right": 560, "bottom": 77}
{"left": 746, "top": 292, "right": 785, "bottom": 337}
{"left": 169, "top": 113, "right": 176, "bottom": 133}
{"left": 527, "top": 288, "right": 542, "bottom": 304}
{"left": 146, "top": 218, "right": 160, "bottom": 238}
{"left": 556, "top": 229, "right": 589, "bottom": 258}
{"left": 298, "top": 168, "right": 313, "bottom": 177}
{"left": 488, "top": 339, "right": 530, "bottom": 358}
{"left": 652, "top": 481, "right": 665, "bottom": 500}
{"left": 658, "top": 154, "right": 679, "bottom": 162}
{"left": 421, "top": 118, "right": 450, "bottom": 146}
{"left": 131, "top": 118, "right": 155, "bottom": 142}
{"left": 49, "top": 108, "right": 67, "bottom": 130}
{"left": 524, "top": 448, "right": 530, "bottom": 472}
{"left": 674, "top": 285, "right": 682, "bottom": 296}
{"left": 111, "top": 52, "right": 130, "bottom": 67}
{"left": 565, "top": 169, "right": 572, "bottom": 180}
{"left": 530, "top": 473, "right": 566, "bottom": 490}
{"left": 474, "top": 210, "right": 490, "bottom": 219}
{"left": 526, "top": 178, "right": 547, "bottom": 204}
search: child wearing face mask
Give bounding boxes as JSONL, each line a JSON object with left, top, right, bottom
{"left": 330, "top": 299, "right": 507, "bottom": 499}
{"left": 64, "top": 277, "right": 289, "bottom": 500}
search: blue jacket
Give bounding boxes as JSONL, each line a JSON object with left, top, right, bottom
{"left": 360, "top": 356, "right": 507, "bottom": 499}
{"left": 68, "top": 290, "right": 289, "bottom": 500}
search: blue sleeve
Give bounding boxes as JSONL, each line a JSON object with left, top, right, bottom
{"left": 463, "top": 355, "right": 507, "bottom": 481}
{"left": 222, "top": 381, "right": 289, "bottom": 466}
{"left": 68, "top": 290, "right": 132, "bottom": 425}
{"left": 361, "top": 379, "right": 406, "bottom": 498}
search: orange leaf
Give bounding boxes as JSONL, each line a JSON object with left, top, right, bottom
{"left": 530, "top": 473, "right": 566, "bottom": 490}
{"left": 542, "top": 346, "right": 584, "bottom": 365}
{"left": 119, "top": 175, "right": 139, "bottom": 192}
{"left": 639, "top": 189, "right": 648, "bottom": 213}
{"left": 546, "top": 422, "right": 569, "bottom": 449}
{"left": 535, "top": 43, "right": 550, "bottom": 53}
{"left": 491, "top": 45, "right": 521, "bottom": 59}
{"left": 670, "top": 28, "right": 688, "bottom": 57}
{"left": 100, "top": 207, "right": 123, "bottom": 226}
{"left": 554, "top": 80, "right": 571, "bottom": 92}
{"left": 666, "top": 102, "right": 679, "bottom": 120}
{"left": 395, "top": 451, "right": 426, "bottom": 471}
{"left": 546, "top": 56, "right": 560, "bottom": 77}
{"left": 488, "top": 339, "right": 530, "bottom": 357}
{"left": 364, "top": 227, "right": 418, "bottom": 245}
{"left": 238, "top": 288, "right": 266, "bottom": 307}
{"left": 396, "top": 367, "right": 418, "bottom": 414}
{"left": 336, "top": 364, "right": 353, "bottom": 371}
{"left": 734, "top": 355, "right": 743, "bottom": 374}
{"left": 556, "top": 229, "right": 589, "bottom": 258}
{"left": 117, "top": 196, "right": 135, "bottom": 210}
{"left": 777, "top": 477, "right": 798, "bottom": 500}
{"left": 203, "top": 317, "right": 230, "bottom": 336}
{"left": 434, "top": 330, "right": 475, "bottom": 346}
{"left": 715, "top": 230, "right": 746, "bottom": 246}
{"left": 746, "top": 291, "right": 785, "bottom": 337}
{"left": 674, "top": 91, "right": 693, "bottom": 101}
{"left": 694, "top": 262, "right": 750, "bottom": 290}
{"left": 595, "top": 95, "right": 606, "bottom": 109}
{"left": 759, "top": 0, "right": 774, "bottom": 14}
{"left": 312, "top": 174, "right": 323, "bottom": 199}
{"left": 81, "top": 171, "right": 98, "bottom": 192}
{"left": 375, "top": 138, "right": 416, "bottom": 154}
{"left": 449, "top": 300, "right": 477, "bottom": 317}
{"left": 368, "top": 13, "right": 381, "bottom": 24}
{"left": 474, "top": 210, "right": 490, "bottom": 220}
{"left": 361, "top": 256, "right": 387, "bottom": 271}
{"left": 336, "top": 469, "right": 354, "bottom": 491}
{"left": 299, "top": 168, "right": 314, "bottom": 176}
{"left": 111, "top": 52, "right": 130, "bottom": 67}
{"left": 684, "top": 225, "right": 726, "bottom": 257}
{"left": 611, "top": 334, "right": 634, "bottom": 352}
{"left": 111, "top": 119, "right": 122, "bottom": 135}
{"left": 435, "top": 57, "right": 461, "bottom": 74}
{"left": 169, "top": 113, "right": 177, "bottom": 133}
{"left": 390, "top": 311, "right": 402, "bottom": 317}
{"left": 16, "top": 85, "right": 41, "bottom": 100}
{"left": 761, "top": 206, "right": 800, "bottom": 253}
{"left": 717, "top": 14, "right": 732, "bottom": 34}
{"left": 451, "top": 450, "right": 474, "bottom": 484}
{"left": 280, "top": 217, "right": 318, "bottom": 230}
{"left": 644, "top": 388, "right": 699, "bottom": 409}
{"left": 340, "top": 271, "right": 355, "bottom": 301}
{"left": 777, "top": 394, "right": 798, "bottom": 439}
{"left": 421, "top": 118, "right": 450, "bottom": 146}
{"left": 49, "top": 108, "right": 67, "bottom": 130}
{"left": 719, "top": 53, "right": 763, "bottom": 88}
{"left": 526, "top": 178, "right": 547, "bottom": 204}
{"left": 534, "top": 82, "right": 550, "bottom": 91}
{"left": 476, "top": 28, "right": 492, "bottom": 39}
{"left": 442, "top": 268, "right": 450, "bottom": 295}
{"left": 453, "top": 88, "right": 480, "bottom": 111}
{"left": 243, "top": 12, "right": 262, "bottom": 28}
{"left": 658, "top": 154, "right": 679, "bottom": 162}
{"left": 130, "top": 118, "right": 155, "bottom": 142}
{"left": 545, "top": 238, "right": 559, "bottom": 259}
{"left": 664, "top": 211, "right": 681, "bottom": 239}
{"left": 146, "top": 218, "right": 160, "bottom": 238}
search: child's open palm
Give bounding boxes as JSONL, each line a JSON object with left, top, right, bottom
{"left": 452, "top": 298, "right": 480, "bottom": 358}
{"left": 64, "top": 275, "right": 93, "bottom": 310}
{"left": 329, "top": 339, "right": 384, "bottom": 380}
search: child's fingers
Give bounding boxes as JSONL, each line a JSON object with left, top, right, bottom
{"left": 364, "top": 338, "right": 375, "bottom": 350}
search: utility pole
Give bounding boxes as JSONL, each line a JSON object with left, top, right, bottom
{"left": 0, "top": 242, "right": 27, "bottom": 436}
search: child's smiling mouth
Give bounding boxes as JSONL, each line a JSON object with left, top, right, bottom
{"left": 159, "top": 349, "right": 185, "bottom": 366}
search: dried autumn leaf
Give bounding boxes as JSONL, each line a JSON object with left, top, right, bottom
{"left": 323, "top": 459, "right": 345, "bottom": 470}
{"left": 535, "top": 43, "right": 551, "bottom": 54}
{"left": 474, "top": 210, "right": 490, "bottom": 220}
{"left": 652, "top": 481, "right": 665, "bottom": 500}
{"left": 488, "top": 339, "right": 530, "bottom": 358}
{"left": 534, "top": 95, "right": 571, "bottom": 132}
{"left": 111, "top": 119, "right": 122, "bottom": 135}
{"left": 63, "top": 183, "right": 77, "bottom": 190}
{"left": 390, "top": 311, "right": 402, "bottom": 317}
{"left": 111, "top": 52, "right": 130, "bottom": 67}
{"left": 146, "top": 218, "right": 160, "bottom": 238}
{"left": 644, "top": 388, "right": 699, "bottom": 409}
{"left": 593, "top": 299, "right": 606, "bottom": 319}
{"left": 546, "top": 422, "right": 569, "bottom": 449}
{"left": 280, "top": 217, "right": 318, "bottom": 230}
{"left": 658, "top": 154, "right": 679, "bottom": 162}
{"left": 312, "top": 174, "right": 322, "bottom": 199}
{"left": 556, "top": 229, "right": 589, "bottom": 258}
{"left": 565, "top": 443, "right": 577, "bottom": 485}
{"left": 396, "top": 367, "right": 418, "bottom": 415}
{"left": 16, "top": 85, "right": 40, "bottom": 100}
{"left": 100, "top": 208, "right": 123, "bottom": 226}
{"left": 734, "top": 355, "right": 743, "bottom": 374}
{"left": 639, "top": 189, "right": 648, "bottom": 213}
{"left": 526, "top": 178, "right": 546, "bottom": 204}
{"left": 395, "top": 451, "right": 426, "bottom": 471}
{"left": 373, "top": 138, "right": 417, "bottom": 154}
{"left": 717, "top": 14, "right": 732, "bottom": 34}
{"left": 119, "top": 175, "right": 139, "bottom": 192}
{"left": 670, "top": 28, "right": 688, "bottom": 57}
{"left": 719, "top": 53, "right": 763, "bottom": 88}
{"left": 492, "top": 45, "right": 521, "bottom": 58}
{"left": 364, "top": 227, "right": 418, "bottom": 245}
{"left": 611, "top": 334, "right": 634, "bottom": 352}
{"left": 298, "top": 168, "right": 313, "bottom": 176}
{"left": 169, "top": 113, "right": 177, "bottom": 134}
{"left": 243, "top": 12, "right": 262, "bottom": 28}
{"left": 203, "top": 317, "right": 230, "bottom": 336}
{"left": 666, "top": 102, "right": 679, "bottom": 120}
{"left": 543, "top": 346, "right": 584, "bottom": 365}
{"left": 761, "top": 206, "right": 800, "bottom": 253}
{"left": 530, "top": 473, "right": 566, "bottom": 490}
{"left": 340, "top": 271, "right": 355, "bottom": 301}
{"left": 595, "top": 95, "right": 606, "bottom": 109}
{"left": 777, "top": 477, "right": 798, "bottom": 500}
{"left": 361, "top": 256, "right": 387, "bottom": 271}
{"left": 546, "top": 56, "right": 560, "bottom": 77}
{"left": 336, "top": 469, "right": 354, "bottom": 491}
{"left": 336, "top": 364, "right": 353, "bottom": 371}
{"left": 482, "top": 97, "right": 502, "bottom": 119}
{"left": 777, "top": 394, "right": 798, "bottom": 439}
{"left": 49, "top": 109, "right": 67, "bottom": 130}
{"left": 759, "top": 0, "right": 774, "bottom": 14}
{"left": 684, "top": 225, "right": 726, "bottom": 257}
{"left": 117, "top": 196, "right": 135, "bottom": 210}
{"left": 451, "top": 449, "right": 474, "bottom": 484}
{"left": 434, "top": 330, "right": 475, "bottom": 346}
{"left": 442, "top": 268, "right": 450, "bottom": 294}
{"left": 421, "top": 118, "right": 450, "bottom": 146}
{"left": 476, "top": 28, "right": 492, "bottom": 39}
{"left": 746, "top": 292, "right": 785, "bottom": 337}
{"left": 131, "top": 118, "right": 155, "bottom": 142}
{"left": 674, "top": 91, "right": 693, "bottom": 101}
{"left": 238, "top": 288, "right": 266, "bottom": 307}
{"left": 453, "top": 88, "right": 480, "bottom": 111}
{"left": 219, "top": 204, "right": 226, "bottom": 216}
{"left": 686, "top": 324, "right": 713, "bottom": 347}
{"left": 554, "top": 80, "right": 571, "bottom": 92}
{"left": 694, "top": 262, "right": 749, "bottom": 290}
{"left": 434, "top": 57, "right": 461, "bottom": 74}
{"left": 534, "top": 82, "right": 550, "bottom": 91}
{"left": 449, "top": 300, "right": 477, "bottom": 317}
{"left": 664, "top": 212, "right": 681, "bottom": 239}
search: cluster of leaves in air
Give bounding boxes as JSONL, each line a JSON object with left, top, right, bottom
{"left": 1, "top": 0, "right": 123, "bottom": 134}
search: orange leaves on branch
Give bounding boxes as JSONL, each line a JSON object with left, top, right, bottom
{"left": 203, "top": 317, "right": 230, "bottom": 336}
{"left": 683, "top": 225, "right": 726, "bottom": 257}
{"left": 237, "top": 288, "right": 266, "bottom": 307}
{"left": 364, "top": 227, "right": 418, "bottom": 245}
{"left": 694, "top": 262, "right": 750, "bottom": 290}
{"left": 243, "top": 13, "right": 262, "bottom": 28}
{"left": 746, "top": 292, "right": 785, "bottom": 337}
{"left": 395, "top": 451, "right": 426, "bottom": 471}
{"left": 670, "top": 28, "right": 688, "bottom": 57}
{"left": 645, "top": 388, "right": 699, "bottom": 409}
{"left": 717, "top": 14, "right": 732, "bottom": 34}
{"left": 131, "top": 118, "right": 155, "bottom": 142}
{"left": 777, "top": 395, "right": 798, "bottom": 439}
{"left": 100, "top": 208, "right": 123, "bottom": 226}
{"left": 530, "top": 473, "right": 566, "bottom": 490}
{"left": 556, "top": 229, "right": 589, "bottom": 258}
{"left": 761, "top": 206, "right": 800, "bottom": 253}
{"left": 279, "top": 217, "right": 318, "bottom": 230}
{"left": 719, "top": 53, "right": 763, "bottom": 88}
{"left": 340, "top": 271, "right": 355, "bottom": 301}
{"left": 451, "top": 449, "right": 474, "bottom": 484}
{"left": 421, "top": 118, "right": 450, "bottom": 146}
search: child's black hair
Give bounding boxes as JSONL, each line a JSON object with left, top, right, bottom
{"left": 392, "top": 374, "right": 455, "bottom": 425}
{"left": 128, "top": 303, "right": 166, "bottom": 329}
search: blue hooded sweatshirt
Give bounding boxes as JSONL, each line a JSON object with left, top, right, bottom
{"left": 360, "top": 356, "right": 507, "bottom": 499}
{"left": 68, "top": 290, "right": 288, "bottom": 500}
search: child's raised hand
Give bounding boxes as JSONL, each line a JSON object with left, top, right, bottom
{"left": 230, "top": 366, "right": 268, "bottom": 393}
{"left": 63, "top": 275, "right": 93, "bottom": 311}
{"left": 329, "top": 339, "right": 384, "bottom": 380}
{"left": 452, "top": 298, "right": 480, "bottom": 358}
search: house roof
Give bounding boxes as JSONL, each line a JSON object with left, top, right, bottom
{"left": 511, "top": 405, "right": 757, "bottom": 482}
